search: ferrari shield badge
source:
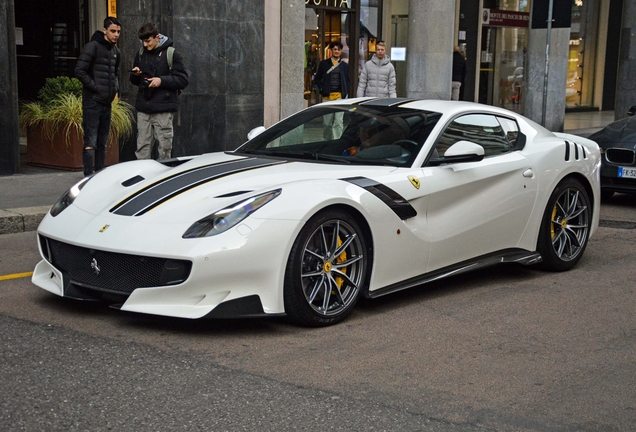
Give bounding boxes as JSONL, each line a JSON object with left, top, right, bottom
{"left": 408, "top": 175, "right": 420, "bottom": 190}
{"left": 99, "top": 224, "right": 110, "bottom": 233}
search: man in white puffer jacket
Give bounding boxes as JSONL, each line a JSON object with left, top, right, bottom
{"left": 356, "top": 42, "right": 397, "bottom": 98}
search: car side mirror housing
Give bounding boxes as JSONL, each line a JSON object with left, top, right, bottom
{"left": 444, "top": 140, "right": 485, "bottom": 157}
{"left": 247, "top": 126, "right": 266, "bottom": 140}
{"left": 429, "top": 140, "right": 485, "bottom": 165}
{"left": 628, "top": 106, "right": 636, "bottom": 117}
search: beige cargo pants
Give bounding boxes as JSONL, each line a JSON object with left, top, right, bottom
{"left": 135, "top": 111, "right": 174, "bottom": 160}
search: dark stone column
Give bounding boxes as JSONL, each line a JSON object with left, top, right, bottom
{"left": 0, "top": 0, "right": 20, "bottom": 175}
{"left": 117, "top": 0, "right": 265, "bottom": 156}
{"left": 615, "top": 0, "right": 636, "bottom": 119}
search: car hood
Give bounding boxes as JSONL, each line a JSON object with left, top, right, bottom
{"left": 69, "top": 152, "right": 398, "bottom": 224}
{"left": 588, "top": 116, "right": 636, "bottom": 148}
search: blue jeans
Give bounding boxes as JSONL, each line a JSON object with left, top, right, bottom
{"left": 82, "top": 98, "right": 111, "bottom": 176}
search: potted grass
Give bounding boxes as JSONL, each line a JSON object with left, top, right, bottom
{"left": 19, "top": 76, "right": 135, "bottom": 170}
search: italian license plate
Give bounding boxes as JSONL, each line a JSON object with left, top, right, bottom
{"left": 618, "top": 166, "right": 636, "bottom": 179}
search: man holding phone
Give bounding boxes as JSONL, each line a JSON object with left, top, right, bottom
{"left": 130, "top": 22, "right": 188, "bottom": 160}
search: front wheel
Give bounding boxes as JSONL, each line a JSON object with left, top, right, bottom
{"left": 284, "top": 210, "right": 369, "bottom": 327}
{"left": 537, "top": 178, "right": 591, "bottom": 271}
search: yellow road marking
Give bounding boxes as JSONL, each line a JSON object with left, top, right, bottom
{"left": 0, "top": 272, "right": 33, "bottom": 281}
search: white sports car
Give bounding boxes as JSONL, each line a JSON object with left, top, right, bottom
{"left": 33, "top": 99, "right": 601, "bottom": 326}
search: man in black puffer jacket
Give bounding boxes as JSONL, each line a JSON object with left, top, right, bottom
{"left": 130, "top": 23, "right": 189, "bottom": 160}
{"left": 75, "top": 17, "right": 122, "bottom": 176}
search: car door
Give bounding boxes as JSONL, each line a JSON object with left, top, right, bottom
{"left": 423, "top": 113, "right": 538, "bottom": 272}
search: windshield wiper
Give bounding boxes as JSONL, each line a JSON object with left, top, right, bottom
{"left": 247, "top": 149, "right": 350, "bottom": 163}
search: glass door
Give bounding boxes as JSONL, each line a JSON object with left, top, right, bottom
{"left": 304, "top": 8, "right": 355, "bottom": 107}
{"left": 479, "top": 26, "right": 527, "bottom": 114}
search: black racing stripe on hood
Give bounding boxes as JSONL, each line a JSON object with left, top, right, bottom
{"left": 111, "top": 158, "right": 286, "bottom": 216}
{"left": 343, "top": 177, "right": 417, "bottom": 220}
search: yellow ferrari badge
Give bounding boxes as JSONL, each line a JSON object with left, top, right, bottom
{"left": 408, "top": 176, "right": 420, "bottom": 189}
{"left": 99, "top": 224, "right": 110, "bottom": 233}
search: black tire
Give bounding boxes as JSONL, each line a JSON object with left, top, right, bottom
{"left": 600, "top": 189, "right": 614, "bottom": 202}
{"left": 284, "top": 210, "right": 368, "bottom": 327}
{"left": 537, "top": 178, "right": 591, "bottom": 271}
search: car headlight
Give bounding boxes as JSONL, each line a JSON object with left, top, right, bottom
{"left": 183, "top": 189, "right": 282, "bottom": 238}
{"left": 50, "top": 176, "right": 92, "bottom": 217}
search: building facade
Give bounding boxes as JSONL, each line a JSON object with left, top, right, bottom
{"left": 1, "top": 0, "right": 634, "bottom": 175}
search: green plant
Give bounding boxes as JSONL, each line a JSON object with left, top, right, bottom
{"left": 37, "top": 76, "right": 83, "bottom": 106}
{"left": 19, "top": 76, "right": 135, "bottom": 148}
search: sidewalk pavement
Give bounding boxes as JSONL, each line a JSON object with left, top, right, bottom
{"left": 0, "top": 169, "right": 84, "bottom": 235}
{"left": 0, "top": 111, "right": 616, "bottom": 235}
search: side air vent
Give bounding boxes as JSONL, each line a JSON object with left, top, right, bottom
{"left": 564, "top": 141, "right": 588, "bottom": 162}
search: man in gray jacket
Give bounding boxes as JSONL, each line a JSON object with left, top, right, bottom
{"left": 356, "top": 41, "right": 397, "bottom": 98}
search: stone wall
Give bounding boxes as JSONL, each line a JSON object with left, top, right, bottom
{"left": 0, "top": 0, "right": 20, "bottom": 175}
{"left": 117, "top": 0, "right": 265, "bottom": 158}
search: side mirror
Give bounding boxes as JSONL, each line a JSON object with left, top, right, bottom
{"left": 444, "top": 140, "right": 485, "bottom": 158}
{"left": 429, "top": 140, "right": 485, "bottom": 165}
{"left": 247, "top": 126, "right": 266, "bottom": 140}
{"left": 628, "top": 106, "right": 636, "bottom": 117}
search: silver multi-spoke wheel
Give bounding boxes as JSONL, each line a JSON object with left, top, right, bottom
{"left": 539, "top": 179, "right": 591, "bottom": 271}
{"left": 549, "top": 187, "right": 589, "bottom": 261}
{"left": 284, "top": 210, "right": 368, "bottom": 326}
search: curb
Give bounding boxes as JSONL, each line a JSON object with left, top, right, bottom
{"left": 0, "top": 206, "right": 50, "bottom": 235}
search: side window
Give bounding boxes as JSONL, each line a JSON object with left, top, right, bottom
{"left": 497, "top": 116, "right": 521, "bottom": 149}
{"left": 434, "top": 114, "right": 515, "bottom": 158}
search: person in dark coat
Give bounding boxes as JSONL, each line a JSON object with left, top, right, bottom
{"left": 74, "top": 17, "right": 122, "bottom": 176}
{"left": 451, "top": 45, "right": 467, "bottom": 101}
{"left": 130, "top": 22, "right": 189, "bottom": 160}
{"left": 314, "top": 42, "right": 350, "bottom": 139}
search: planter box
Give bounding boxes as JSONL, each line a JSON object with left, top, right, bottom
{"left": 27, "top": 123, "right": 119, "bottom": 171}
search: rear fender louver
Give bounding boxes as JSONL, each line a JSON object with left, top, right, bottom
{"left": 564, "top": 140, "right": 587, "bottom": 162}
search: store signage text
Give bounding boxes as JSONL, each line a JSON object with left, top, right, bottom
{"left": 482, "top": 9, "right": 529, "bottom": 28}
{"left": 305, "top": 0, "right": 352, "bottom": 9}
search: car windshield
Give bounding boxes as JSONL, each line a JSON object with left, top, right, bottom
{"left": 236, "top": 105, "right": 442, "bottom": 167}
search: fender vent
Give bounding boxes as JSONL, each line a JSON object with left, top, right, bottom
{"left": 564, "top": 141, "right": 588, "bottom": 161}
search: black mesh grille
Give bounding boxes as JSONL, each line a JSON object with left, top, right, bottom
{"left": 606, "top": 148, "right": 635, "bottom": 165}
{"left": 41, "top": 236, "right": 191, "bottom": 295}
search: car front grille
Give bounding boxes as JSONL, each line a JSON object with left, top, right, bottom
{"left": 605, "top": 148, "right": 635, "bottom": 165}
{"left": 40, "top": 236, "right": 192, "bottom": 295}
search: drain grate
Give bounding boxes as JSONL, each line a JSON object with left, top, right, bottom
{"left": 599, "top": 219, "right": 636, "bottom": 229}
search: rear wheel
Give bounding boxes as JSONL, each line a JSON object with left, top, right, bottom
{"left": 537, "top": 178, "right": 591, "bottom": 271}
{"left": 284, "top": 210, "right": 368, "bottom": 327}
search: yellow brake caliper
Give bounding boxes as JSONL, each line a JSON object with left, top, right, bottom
{"left": 551, "top": 205, "right": 557, "bottom": 239}
{"left": 333, "top": 236, "right": 347, "bottom": 291}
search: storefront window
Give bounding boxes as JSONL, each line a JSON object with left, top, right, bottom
{"left": 304, "top": 4, "right": 355, "bottom": 107}
{"left": 479, "top": 0, "right": 529, "bottom": 114}
{"left": 359, "top": 0, "right": 381, "bottom": 76}
{"left": 304, "top": 1, "right": 383, "bottom": 107}
{"left": 567, "top": 0, "right": 583, "bottom": 107}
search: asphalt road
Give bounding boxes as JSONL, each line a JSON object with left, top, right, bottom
{"left": 1, "top": 196, "right": 636, "bottom": 431}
